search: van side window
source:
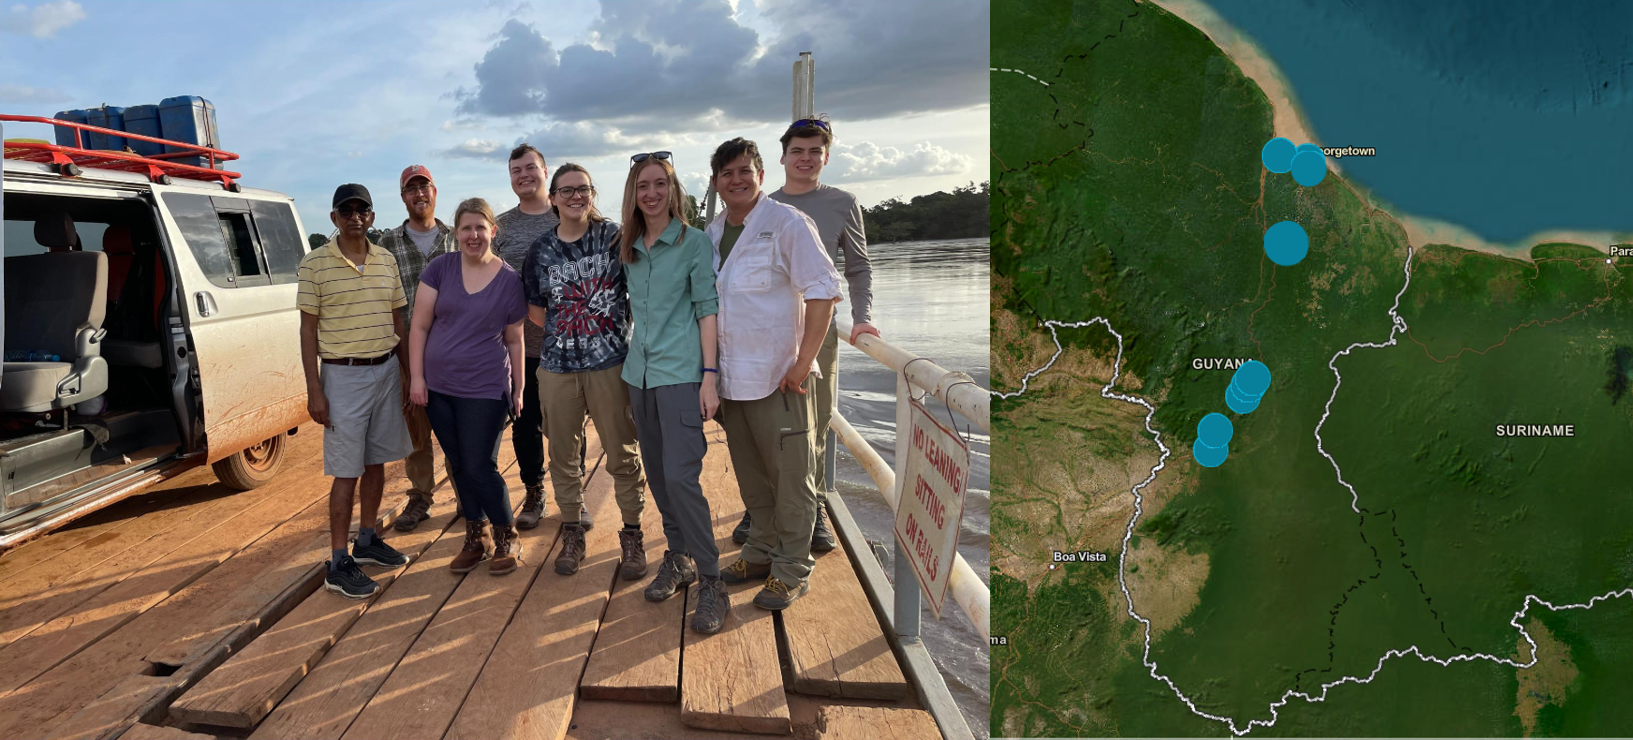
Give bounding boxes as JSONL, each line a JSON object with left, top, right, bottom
{"left": 218, "top": 212, "right": 265, "bottom": 279}
{"left": 161, "top": 193, "right": 269, "bottom": 288}
{"left": 249, "top": 200, "right": 306, "bottom": 285}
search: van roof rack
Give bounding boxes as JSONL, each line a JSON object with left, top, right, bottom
{"left": 2, "top": 113, "right": 243, "bottom": 190}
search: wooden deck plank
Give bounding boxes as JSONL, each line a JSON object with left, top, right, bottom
{"left": 0, "top": 436, "right": 319, "bottom": 651}
{"left": 444, "top": 446, "right": 621, "bottom": 740}
{"left": 577, "top": 490, "right": 683, "bottom": 702}
{"left": 167, "top": 495, "right": 459, "bottom": 728}
{"left": 778, "top": 518, "right": 908, "bottom": 700}
{"left": 0, "top": 448, "right": 331, "bottom": 696}
{"left": 245, "top": 445, "right": 522, "bottom": 740}
{"left": 679, "top": 425, "right": 792, "bottom": 736}
{"left": 115, "top": 722, "right": 215, "bottom": 740}
{"left": 814, "top": 705, "right": 940, "bottom": 740}
{"left": 337, "top": 452, "right": 575, "bottom": 740}
{"left": 0, "top": 476, "right": 271, "bottom": 650}
{"left": 18, "top": 469, "right": 414, "bottom": 740}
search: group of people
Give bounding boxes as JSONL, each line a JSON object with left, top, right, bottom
{"left": 295, "top": 118, "right": 877, "bottom": 635}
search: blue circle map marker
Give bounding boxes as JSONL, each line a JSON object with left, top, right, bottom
{"left": 1291, "top": 148, "right": 1327, "bottom": 187}
{"left": 1193, "top": 439, "right": 1229, "bottom": 468}
{"left": 1261, "top": 137, "right": 1294, "bottom": 173}
{"left": 1197, "top": 412, "right": 1233, "bottom": 447}
{"left": 1296, "top": 143, "right": 1323, "bottom": 156}
{"left": 1233, "top": 360, "right": 1272, "bottom": 398}
{"left": 1264, "top": 221, "right": 1309, "bottom": 266}
{"left": 1226, "top": 385, "right": 1261, "bottom": 415}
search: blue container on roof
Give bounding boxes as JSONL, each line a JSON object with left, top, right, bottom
{"left": 157, "top": 96, "right": 221, "bottom": 168}
{"left": 122, "top": 104, "right": 164, "bottom": 156}
{"left": 85, "top": 106, "right": 126, "bottom": 151}
{"left": 52, "top": 109, "right": 89, "bottom": 148}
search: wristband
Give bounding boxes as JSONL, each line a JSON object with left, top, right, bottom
{"left": 702, "top": 367, "right": 719, "bottom": 374}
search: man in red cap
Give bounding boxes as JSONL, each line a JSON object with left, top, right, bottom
{"left": 376, "top": 164, "right": 457, "bottom": 530}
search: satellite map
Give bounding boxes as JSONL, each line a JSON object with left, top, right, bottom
{"left": 990, "top": 0, "right": 1633, "bottom": 737}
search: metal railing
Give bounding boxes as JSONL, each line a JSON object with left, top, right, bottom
{"left": 828, "top": 317, "right": 990, "bottom": 640}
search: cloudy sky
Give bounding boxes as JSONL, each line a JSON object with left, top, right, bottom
{"left": 1, "top": 0, "right": 990, "bottom": 239}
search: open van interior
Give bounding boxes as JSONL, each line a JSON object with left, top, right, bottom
{"left": 1, "top": 190, "right": 191, "bottom": 528}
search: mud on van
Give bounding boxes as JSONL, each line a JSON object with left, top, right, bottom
{"left": 2, "top": 118, "right": 311, "bottom": 550}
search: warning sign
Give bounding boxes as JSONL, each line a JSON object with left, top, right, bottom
{"left": 893, "top": 397, "right": 970, "bottom": 618}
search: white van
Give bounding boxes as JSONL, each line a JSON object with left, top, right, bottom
{"left": 2, "top": 139, "right": 311, "bottom": 549}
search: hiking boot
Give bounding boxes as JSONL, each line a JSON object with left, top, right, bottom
{"left": 450, "top": 519, "right": 492, "bottom": 573}
{"left": 352, "top": 531, "right": 408, "bottom": 568}
{"left": 689, "top": 576, "right": 729, "bottom": 634}
{"left": 731, "top": 512, "right": 752, "bottom": 545}
{"left": 516, "top": 484, "right": 547, "bottom": 529}
{"left": 720, "top": 557, "right": 772, "bottom": 584}
{"left": 644, "top": 550, "right": 696, "bottom": 602}
{"left": 554, "top": 524, "right": 586, "bottom": 575}
{"left": 394, "top": 493, "right": 433, "bottom": 532}
{"left": 490, "top": 523, "right": 522, "bottom": 575}
{"left": 753, "top": 575, "right": 809, "bottom": 611}
{"left": 617, "top": 527, "right": 647, "bottom": 580}
{"left": 810, "top": 506, "right": 836, "bottom": 553}
{"left": 325, "top": 556, "right": 378, "bottom": 599}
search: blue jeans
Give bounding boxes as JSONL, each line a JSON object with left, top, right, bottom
{"left": 425, "top": 391, "right": 512, "bottom": 527}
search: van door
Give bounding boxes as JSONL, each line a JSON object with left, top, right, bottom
{"left": 154, "top": 191, "right": 310, "bottom": 463}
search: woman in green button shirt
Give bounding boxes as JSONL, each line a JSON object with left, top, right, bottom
{"left": 617, "top": 152, "right": 729, "bottom": 635}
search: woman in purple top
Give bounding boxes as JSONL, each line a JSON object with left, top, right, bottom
{"left": 408, "top": 197, "right": 528, "bottom": 576}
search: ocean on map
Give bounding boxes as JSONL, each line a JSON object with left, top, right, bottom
{"left": 832, "top": 237, "right": 990, "bottom": 737}
{"left": 1202, "top": 0, "right": 1633, "bottom": 243}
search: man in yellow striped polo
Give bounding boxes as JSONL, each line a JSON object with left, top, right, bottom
{"left": 297, "top": 183, "right": 414, "bottom": 599}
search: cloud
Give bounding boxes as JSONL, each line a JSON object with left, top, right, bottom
{"left": 452, "top": 0, "right": 987, "bottom": 127}
{"left": 825, "top": 141, "right": 972, "bottom": 182}
{"left": 444, "top": 138, "right": 509, "bottom": 159}
{"left": 0, "top": 83, "right": 71, "bottom": 104}
{"left": 3, "top": 0, "right": 86, "bottom": 38}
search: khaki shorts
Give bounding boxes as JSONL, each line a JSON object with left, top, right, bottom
{"left": 320, "top": 355, "right": 413, "bottom": 478}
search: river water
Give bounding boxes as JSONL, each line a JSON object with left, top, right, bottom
{"left": 831, "top": 237, "right": 990, "bottom": 737}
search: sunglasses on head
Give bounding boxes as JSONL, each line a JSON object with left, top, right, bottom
{"left": 630, "top": 151, "right": 672, "bottom": 165}
{"left": 790, "top": 118, "right": 831, "bottom": 131}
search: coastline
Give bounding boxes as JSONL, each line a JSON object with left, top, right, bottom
{"left": 1148, "top": 0, "right": 1630, "bottom": 261}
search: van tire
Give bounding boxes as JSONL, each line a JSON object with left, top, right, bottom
{"left": 212, "top": 434, "right": 287, "bottom": 490}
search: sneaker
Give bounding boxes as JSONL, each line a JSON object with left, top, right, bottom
{"left": 617, "top": 527, "right": 647, "bottom": 581}
{"left": 644, "top": 550, "right": 697, "bottom": 602}
{"left": 353, "top": 532, "right": 408, "bottom": 568}
{"left": 554, "top": 524, "right": 586, "bottom": 575}
{"left": 325, "top": 556, "right": 378, "bottom": 599}
{"left": 490, "top": 523, "right": 522, "bottom": 575}
{"left": 450, "top": 519, "right": 492, "bottom": 573}
{"left": 720, "top": 557, "right": 772, "bottom": 584}
{"left": 394, "top": 494, "right": 433, "bottom": 532}
{"left": 516, "top": 484, "right": 547, "bottom": 530}
{"left": 731, "top": 512, "right": 752, "bottom": 545}
{"left": 752, "top": 575, "right": 809, "bottom": 611}
{"left": 810, "top": 506, "right": 836, "bottom": 553}
{"left": 689, "top": 576, "right": 729, "bottom": 634}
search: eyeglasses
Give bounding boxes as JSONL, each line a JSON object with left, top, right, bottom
{"left": 630, "top": 151, "right": 672, "bottom": 165}
{"left": 552, "top": 185, "right": 594, "bottom": 197}
{"left": 335, "top": 206, "right": 372, "bottom": 220}
{"left": 401, "top": 183, "right": 432, "bottom": 196}
{"left": 790, "top": 118, "right": 831, "bottom": 131}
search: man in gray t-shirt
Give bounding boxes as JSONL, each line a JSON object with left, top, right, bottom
{"left": 758, "top": 117, "right": 878, "bottom": 553}
{"left": 490, "top": 144, "right": 565, "bottom": 528}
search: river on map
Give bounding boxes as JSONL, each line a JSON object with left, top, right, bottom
{"left": 1200, "top": 0, "right": 1633, "bottom": 243}
{"left": 832, "top": 237, "right": 990, "bottom": 737}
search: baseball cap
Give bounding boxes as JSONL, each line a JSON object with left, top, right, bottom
{"left": 400, "top": 164, "right": 434, "bottom": 189}
{"left": 332, "top": 183, "right": 373, "bottom": 209}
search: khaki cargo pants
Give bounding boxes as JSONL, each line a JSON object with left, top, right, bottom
{"left": 538, "top": 363, "right": 645, "bottom": 525}
{"left": 719, "top": 376, "right": 819, "bottom": 586}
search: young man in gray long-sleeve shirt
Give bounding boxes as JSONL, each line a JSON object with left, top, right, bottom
{"left": 755, "top": 117, "right": 878, "bottom": 553}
